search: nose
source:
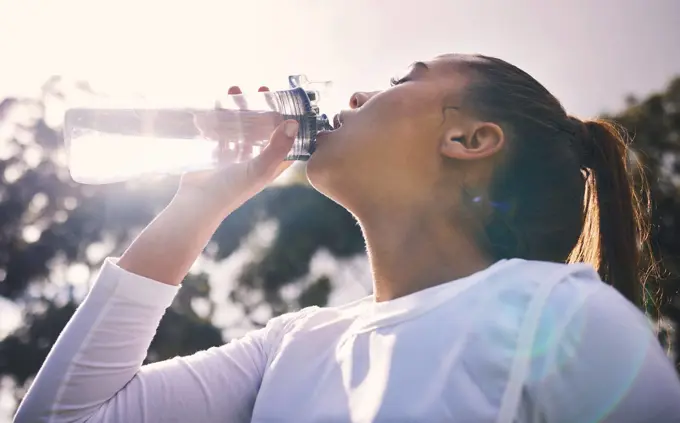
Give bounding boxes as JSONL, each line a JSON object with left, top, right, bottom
{"left": 349, "top": 91, "right": 375, "bottom": 109}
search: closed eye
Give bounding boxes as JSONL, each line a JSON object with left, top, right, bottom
{"left": 389, "top": 76, "right": 411, "bottom": 87}
{"left": 390, "top": 61, "right": 428, "bottom": 87}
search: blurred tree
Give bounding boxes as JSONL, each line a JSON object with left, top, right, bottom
{"left": 607, "top": 77, "right": 680, "bottom": 368}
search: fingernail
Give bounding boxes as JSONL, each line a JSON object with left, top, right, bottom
{"left": 284, "top": 121, "right": 299, "bottom": 138}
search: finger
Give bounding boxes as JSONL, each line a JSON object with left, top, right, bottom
{"left": 210, "top": 111, "right": 279, "bottom": 143}
{"left": 226, "top": 86, "right": 252, "bottom": 158}
{"left": 227, "top": 86, "right": 242, "bottom": 95}
{"left": 229, "top": 86, "right": 248, "bottom": 111}
{"left": 248, "top": 120, "right": 297, "bottom": 177}
{"left": 197, "top": 86, "right": 241, "bottom": 139}
{"left": 213, "top": 138, "right": 239, "bottom": 164}
{"left": 250, "top": 85, "right": 276, "bottom": 142}
{"left": 259, "top": 85, "right": 278, "bottom": 113}
{"left": 238, "top": 144, "right": 253, "bottom": 162}
{"left": 222, "top": 86, "right": 252, "bottom": 159}
{"left": 221, "top": 85, "right": 272, "bottom": 143}
{"left": 196, "top": 109, "right": 244, "bottom": 143}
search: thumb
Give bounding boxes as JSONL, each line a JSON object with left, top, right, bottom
{"left": 248, "top": 119, "right": 298, "bottom": 178}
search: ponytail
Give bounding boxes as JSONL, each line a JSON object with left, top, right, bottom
{"left": 567, "top": 119, "right": 652, "bottom": 308}
{"left": 461, "top": 56, "right": 655, "bottom": 310}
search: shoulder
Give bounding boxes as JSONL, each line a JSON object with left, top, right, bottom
{"left": 534, "top": 261, "right": 653, "bottom": 360}
{"left": 522, "top": 265, "right": 680, "bottom": 422}
{"left": 469, "top": 259, "right": 652, "bottom": 378}
{"left": 538, "top": 269, "right": 656, "bottom": 368}
{"left": 509, "top": 259, "right": 657, "bottom": 380}
{"left": 491, "top": 259, "right": 619, "bottom": 326}
{"left": 471, "top": 259, "right": 604, "bottom": 337}
{"left": 269, "top": 295, "right": 372, "bottom": 332}
{"left": 261, "top": 296, "right": 372, "bottom": 356}
{"left": 479, "top": 259, "right": 601, "bottom": 300}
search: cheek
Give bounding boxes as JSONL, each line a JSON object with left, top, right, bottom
{"left": 376, "top": 86, "right": 442, "bottom": 139}
{"left": 306, "top": 86, "right": 442, "bottom": 199}
{"left": 367, "top": 93, "right": 442, "bottom": 167}
{"left": 306, "top": 134, "right": 434, "bottom": 207}
{"left": 339, "top": 95, "right": 421, "bottom": 158}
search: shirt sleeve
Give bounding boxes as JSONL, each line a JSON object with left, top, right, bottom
{"left": 526, "top": 281, "right": 680, "bottom": 423}
{"left": 14, "top": 258, "right": 301, "bottom": 423}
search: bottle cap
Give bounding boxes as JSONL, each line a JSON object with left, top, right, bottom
{"left": 288, "top": 75, "right": 333, "bottom": 107}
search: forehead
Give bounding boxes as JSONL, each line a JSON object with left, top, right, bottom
{"left": 414, "top": 54, "right": 476, "bottom": 98}
{"left": 396, "top": 54, "right": 477, "bottom": 80}
{"left": 427, "top": 53, "right": 486, "bottom": 72}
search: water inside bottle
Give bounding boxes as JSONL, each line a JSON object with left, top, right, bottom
{"left": 66, "top": 108, "right": 279, "bottom": 184}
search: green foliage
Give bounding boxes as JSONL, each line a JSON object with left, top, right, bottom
{"left": 608, "top": 78, "right": 680, "bottom": 306}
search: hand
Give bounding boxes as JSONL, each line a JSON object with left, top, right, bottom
{"left": 175, "top": 86, "right": 298, "bottom": 216}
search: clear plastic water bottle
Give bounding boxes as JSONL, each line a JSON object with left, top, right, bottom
{"left": 64, "top": 75, "right": 333, "bottom": 184}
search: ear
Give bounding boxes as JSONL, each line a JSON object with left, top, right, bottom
{"left": 440, "top": 122, "right": 505, "bottom": 161}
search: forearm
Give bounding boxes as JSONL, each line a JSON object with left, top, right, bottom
{"left": 15, "top": 260, "right": 179, "bottom": 423}
{"left": 15, "top": 196, "right": 256, "bottom": 423}
{"left": 118, "top": 192, "right": 228, "bottom": 286}
{"left": 117, "top": 118, "right": 296, "bottom": 286}
{"left": 15, "top": 257, "right": 273, "bottom": 423}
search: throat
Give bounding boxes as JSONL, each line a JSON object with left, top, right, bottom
{"left": 361, "top": 213, "right": 493, "bottom": 302}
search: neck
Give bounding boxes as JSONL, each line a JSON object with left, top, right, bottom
{"left": 358, "top": 207, "right": 493, "bottom": 302}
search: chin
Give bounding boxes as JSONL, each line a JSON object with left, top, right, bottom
{"left": 306, "top": 130, "right": 340, "bottom": 184}
{"left": 305, "top": 150, "right": 334, "bottom": 196}
{"left": 305, "top": 128, "right": 375, "bottom": 211}
{"left": 306, "top": 142, "right": 355, "bottom": 209}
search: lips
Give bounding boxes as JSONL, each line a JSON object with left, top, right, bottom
{"left": 317, "top": 112, "right": 344, "bottom": 138}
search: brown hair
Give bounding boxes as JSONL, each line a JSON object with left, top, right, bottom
{"left": 462, "top": 55, "right": 653, "bottom": 308}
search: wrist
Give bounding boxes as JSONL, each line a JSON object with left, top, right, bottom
{"left": 167, "top": 190, "right": 234, "bottom": 227}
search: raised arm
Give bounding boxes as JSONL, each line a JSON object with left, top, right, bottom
{"left": 15, "top": 119, "right": 300, "bottom": 423}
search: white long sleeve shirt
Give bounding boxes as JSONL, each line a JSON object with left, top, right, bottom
{"left": 15, "top": 258, "right": 680, "bottom": 423}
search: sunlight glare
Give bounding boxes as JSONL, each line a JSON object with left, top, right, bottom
{"left": 68, "top": 133, "right": 217, "bottom": 184}
{"left": 66, "top": 263, "right": 90, "bottom": 286}
{"left": 28, "top": 192, "right": 48, "bottom": 214}
{"left": 3, "top": 163, "right": 25, "bottom": 183}
{"left": 21, "top": 225, "right": 41, "bottom": 243}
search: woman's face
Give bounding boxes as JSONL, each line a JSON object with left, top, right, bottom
{"left": 306, "top": 54, "right": 476, "bottom": 215}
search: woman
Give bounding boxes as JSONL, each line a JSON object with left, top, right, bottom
{"left": 15, "top": 54, "right": 680, "bottom": 422}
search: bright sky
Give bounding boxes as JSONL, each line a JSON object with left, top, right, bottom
{"left": 1, "top": 0, "right": 679, "bottom": 117}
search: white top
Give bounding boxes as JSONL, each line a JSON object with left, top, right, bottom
{"left": 15, "top": 258, "right": 680, "bottom": 423}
